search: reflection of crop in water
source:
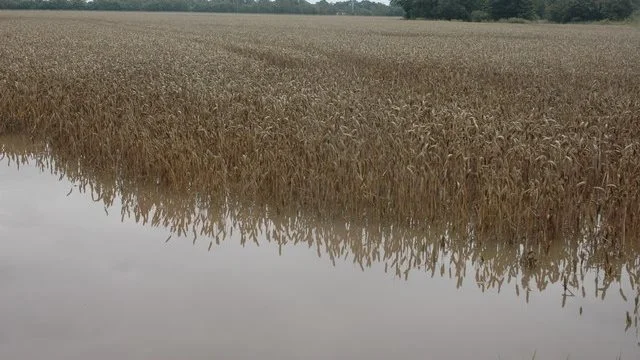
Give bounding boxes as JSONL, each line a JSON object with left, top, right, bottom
{"left": 2, "top": 143, "right": 639, "bottom": 340}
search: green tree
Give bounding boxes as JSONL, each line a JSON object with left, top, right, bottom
{"left": 435, "top": 0, "right": 470, "bottom": 19}
{"left": 601, "top": 0, "right": 634, "bottom": 19}
{"left": 489, "top": 0, "right": 535, "bottom": 19}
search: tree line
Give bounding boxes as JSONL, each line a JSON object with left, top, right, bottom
{"left": 391, "top": 0, "right": 639, "bottom": 22}
{"left": 0, "top": 0, "right": 404, "bottom": 16}
{"left": 0, "top": 0, "right": 637, "bottom": 22}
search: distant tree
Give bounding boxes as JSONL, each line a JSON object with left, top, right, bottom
{"left": 532, "top": 0, "right": 545, "bottom": 17}
{"left": 546, "top": 0, "right": 601, "bottom": 22}
{"left": 489, "top": 0, "right": 535, "bottom": 19}
{"left": 315, "top": 0, "right": 332, "bottom": 14}
{"left": 90, "top": 0, "right": 123, "bottom": 10}
{"left": 0, "top": 0, "right": 632, "bottom": 21}
{"left": 70, "top": 0, "right": 86, "bottom": 8}
{"left": 435, "top": 0, "right": 470, "bottom": 19}
{"left": 601, "top": 0, "right": 634, "bottom": 19}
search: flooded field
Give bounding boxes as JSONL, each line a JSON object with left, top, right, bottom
{"left": 2, "top": 139, "right": 639, "bottom": 359}
{"left": 2, "top": 11, "right": 640, "bottom": 360}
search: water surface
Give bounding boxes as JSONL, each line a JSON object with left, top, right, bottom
{"left": 1, "top": 141, "right": 639, "bottom": 360}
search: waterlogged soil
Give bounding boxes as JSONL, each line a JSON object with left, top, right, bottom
{"left": 1, "top": 144, "right": 639, "bottom": 359}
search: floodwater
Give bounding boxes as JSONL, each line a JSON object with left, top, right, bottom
{"left": 1, "top": 141, "right": 639, "bottom": 360}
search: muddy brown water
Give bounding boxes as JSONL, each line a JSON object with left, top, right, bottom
{"left": 1, "top": 140, "right": 639, "bottom": 360}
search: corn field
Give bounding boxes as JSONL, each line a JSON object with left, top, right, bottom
{"left": 2, "top": 11, "right": 640, "bottom": 245}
